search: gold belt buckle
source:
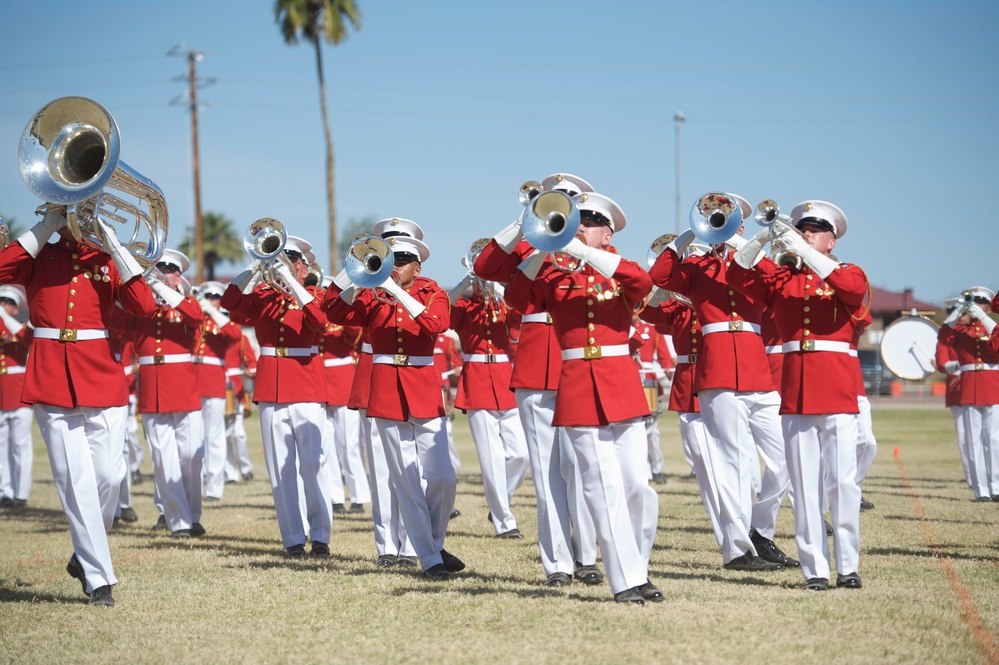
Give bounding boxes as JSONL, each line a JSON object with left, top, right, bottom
{"left": 0, "top": 366, "right": 7, "bottom": 375}
{"left": 394, "top": 354, "right": 409, "bottom": 366}
{"left": 154, "top": 355, "right": 165, "bottom": 365}
{"left": 802, "top": 339, "right": 815, "bottom": 352}
{"left": 728, "top": 320, "right": 743, "bottom": 332}
{"left": 976, "top": 362, "right": 985, "bottom": 371}
{"left": 485, "top": 353, "right": 496, "bottom": 363}
{"left": 275, "top": 347, "right": 289, "bottom": 358}
{"left": 59, "top": 328, "right": 78, "bottom": 342}
{"left": 689, "top": 353, "right": 698, "bottom": 364}
{"left": 583, "top": 345, "right": 602, "bottom": 360}
{"left": 545, "top": 313, "right": 553, "bottom": 325}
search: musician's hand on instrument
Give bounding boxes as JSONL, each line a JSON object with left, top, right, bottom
{"left": 665, "top": 230, "right": 695, "bottom": 258}
{"left": 493, "top": 218, "right": 523, "bottom": 254}
{"left": 773, "top": 227, "right": 809, "bottom": 257}
{"left": 734, "top": 228, "right": 771, "bottom": 270}
{"left": 943, "top": 305, "right": 964, "bottom": 326}
{"left": 563, "top": 237, "right": 621, "bottom": 278}
{"left": 378, "top": 276, "right": 426, "bottom": 318}
{"left": 944, "top": 360, "right": 960, "bottom": 375}
{"left": 37, "top": 204, "right": 69, "bottom": 232}
{"left": 966, "top": 303, "right": 988, "bottom": 321}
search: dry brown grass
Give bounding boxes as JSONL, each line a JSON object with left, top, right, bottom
{"left": 1, "top": 405, "right": 998, "bottom": 664}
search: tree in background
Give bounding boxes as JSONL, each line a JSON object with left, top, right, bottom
{"left": 178, "top": 211, "right": 243, "bottom": 281}
{"left": 0, "top": 214, "right": 23, "bottom": 245}
{"left": 274, "top": 0, "right": 361, "bottom": 274}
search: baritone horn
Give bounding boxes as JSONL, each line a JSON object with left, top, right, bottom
{"left": 689, "top": 192, "right": 744, "bottom": 245}
{"left": 522, "top": 189, "right": 580, "bottom": 253}
{"left": 243, "top": 218, "right": 294, "bottom": 297}
{"left": 345, "top": 234, "right": 394, "bottom": 288}
{"left": 18, "top": 96, "right": 167, "bottom": 271}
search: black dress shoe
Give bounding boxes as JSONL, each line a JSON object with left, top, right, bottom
{"left": 171, "top": 529, "right": 192, "bottom": 539}
{"left": 131, "top": 470, "right": 143, "bottom": 485}
{"left": 613, "top": 588, "right": 645, "bottom": 605}
{"left": 975, "top": 496, "right": 992, "bottom": 502}
{"left": 860, "top": 496, "right": 875, "bottom": 510}
{"left": 331, "top": 503, "right": 348, "bottom": 514}
{"left": 348, "top": 503, "right": 364, "bottom": 514}
{"left": 574, "top": 562, "right": 604, "bottom": 585}
{"left": 651, "top": 473, "right": 668, "bottom": 485}
{"left": 67, "top": 554, "right": 88, "bottom": 596}
{"left": 804, "top": 577, "right": 828, "bottom": 591}
{"left": 440, "top": 549, "right": 465, "bottom": 572}
{"left": 0, "top": 497, "right": 14, "bottom": 508}
{"left": 119, "top": 507, "right": 139, "bottom": 523}
{"left": 395, "top": 555, "right": 418, "bottom": 567}
{"left": 286, "top": 544, "right": 307, "bottom": 558}
{"left": 11, "top": 499, "right": 26, "bottom": 508}
{"left": 723, "top": 552, "right": 784, "bottom": 572}
{"left": 750, "top": 529, "right": 800, "bottom": 568}
{"left": 423, "top": 564, "right": 451, "bottom": 580}
{"left": 190, "top": 522, "right": 206, "bottom": 538}
{"left": 204, "top": 496, "right": 222, "bottom": 503}
{"left": 89, "top": 584, "right": 114, "bottom": 607}
{"left": 242, "top": 471, "right": 254, "bottom": 481}
{"left": 993, "top": 495, "right": 999, "bottom": 502}
{"left": 376, "top": 554, "right": 398, "bottom": 567}
{"left": 151, "top": 514, "right": 167, "bottom": 531}
{"left": 497, "top": 528, "right": 523, "bottom": 539}
{"left": 836, "top": 572, "right": 862, "bottom": 589}
{"left": 449, "top": 509, "right": 461, "bottom": 519}
{"left": 544, "top": 572, "right": 572, "bottom": 587}
{"left": 311, "top": 542, "right": 331, "bottom": 557}
{"left": 637, "top": 581, "right": 664, "bottom": 602}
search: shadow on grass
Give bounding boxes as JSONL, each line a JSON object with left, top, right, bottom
{"left": 880, "top": 514, "right": 994, "bottom": 526}
{"left": 0, "top": 587, "right": 87, "bottom": 605}
{"left": 865, "top": 545, "right": 999, "bottom": 562}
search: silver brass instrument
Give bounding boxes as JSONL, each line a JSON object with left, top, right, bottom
{"left": 18, "top": 96, "right": 167, "bottom": 271}
{"left": 754, "top": 199, "right": 805, "bottom": 267}
{"left": 519, "top": 180, "right": 543, "bottom": 206}
{"left": 646, "top": 233, "right": 692, "bottom": 307}
{"left": 304, "top": 261, "right": 324, "bottom": 288}
{"left": 522, "top": 189, "right": 580, "bottom": 253}
{"left": 464, "top": 238, "right": 504, "bottom": 319}
{"left": 689, "top": 192, "right": 743, "bottom": 246}
{"left": 243, "top": 218, "right": 294, "bottom": 297}
{"left": 345, "top": 234, "right": 394, "bottom": 289}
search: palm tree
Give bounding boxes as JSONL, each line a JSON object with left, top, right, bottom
{"left": 274, "top": 0, "right": 361, "bottom": 274}
{"left": 0, "top": 214, "right": 23, "bottom": 246}
{"left": 178, "top": 211, "right": 243, "bottom": 281}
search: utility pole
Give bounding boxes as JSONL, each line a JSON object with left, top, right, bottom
{"left": 674, "top": 111, "right": 686, "bottom": 235}
{"left": 169, "top": 43, "right": 214, "bottom": 283}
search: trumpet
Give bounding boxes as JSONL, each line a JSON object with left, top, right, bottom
{"left": 463, "top": 238, "right": 504, "bottom": 318}
{"left": 18, "top": 96, "right": 167, "bottom": 272}
{"left": 519, "top": 180, "right": 542, "bottom": 206}
{"left": 754, "top": 200, "right": 808, "bottom": 267}
{"left": 243, "top": 218, "right": 295, "bottom": 297}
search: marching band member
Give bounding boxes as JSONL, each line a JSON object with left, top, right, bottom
{"left": 474, "top": 173, "right": 602, "bottom": 589}
{"left": 853, "top": 309, "right": 878, "bottom": 510}
{"left": 115, "top": 249, "right": 206, "bottom": 539}
{"left": 0, "top": 285, "right": 33, "bottom": 509}
{"left": 434, "top": 330, "right": 463, "bottom": 477}
{"left": 629, "top": 312, "right": 673, "bottom": 484}
{"left": 323, "top": 229, "right": 462, "bottom": 580}
{"left": 223, "top": 329, "right": 257, "bottom": 483}
{"left": 936, "top": 298, "right": 972, "bottom": 486}
{"left": 730, "top": 199, "right": 868, "bottom": 591}
{"left": 192, "top": 281, "right": 242, "bottom": 502}
{"left": 108, "top": 333, "right": 139, "bottom": 524}
{"left": 0, "top": 206, "right": 157, "bottom": 606}
{"left": 222, "top": 234, "right": 332, "bottom": 557}
{"left": 448, "top": 272, "right": 529, "bottom": 538}
{"left": 938, "top": 286, "right": 999, "bottom": 501}
{"left": 505, "top": 191, "right": 661, "bottom": 605}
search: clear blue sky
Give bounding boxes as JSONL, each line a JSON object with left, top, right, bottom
{"left": 1, "top": 0, "right": 996, "bottom": 305}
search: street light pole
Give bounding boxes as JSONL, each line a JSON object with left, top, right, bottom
{"left": 674, "top": 111, "right": 686, "bottom": 235}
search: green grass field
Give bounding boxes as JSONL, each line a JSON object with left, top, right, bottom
{"left": 1, "top": 405, "right": 997, "bottom": 664}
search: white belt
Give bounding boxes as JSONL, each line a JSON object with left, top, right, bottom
{"left": 959, "top": 363, "right": 999, "bottom": 372}
{"left": 372, "top": 353, "right": 434, "bottom": 367}
{"left": 225, "top": 368, "right": 243, "bottom": 377}
{"left": 259, "top": 346, "right": 318, "bottom": 357}
{"left": 324, "top": 357, "right": 355, "bottom": 367}
{"left": 561, "top": 343, "right": 630, "bottom": 361}
{"left": 765, "top": 345, "right": 783, "bottom": 355}
{"left": 675, "top": 353, "right": 697, "bottom": 364}
{"left": 361, "top": 343, "right": 373, "bottom": 354}
{"left": 123, "top": 365, "right": 134, "bottom": 376}
{"left": 701, "top": 321, "right": 761, "bottom": 335}
{"left": 193, "top": 356, "right": 225, "bottom": 366}
{"left": 138, "top": 353, "right": 193, "bottom": 366}
{"left": 782, "top": 340, "right": 857, "bottom": 356}
{"left": 33, "top": 327, "right": 109, "bottom": 342}
{"left": 463, "top": 353, "right": 509, "bottom": 363}
{"left": 0, "top": 366, "right": 26, "bottom": 375}
{"left": 521, "top": 312, "right": 553, "bottom": 325}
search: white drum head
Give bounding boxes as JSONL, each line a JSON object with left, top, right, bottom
{"left": 880, "top": 315, "right": 940, "bottom": 380}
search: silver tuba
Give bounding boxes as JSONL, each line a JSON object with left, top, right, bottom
{"left": 18, "top": 96, "right": 167, "bottom": 271}
{"left": 243, "top": 218, "right": 294, "bottom": 297}
{"left": 344, "top": 234, "right": 394, "bottom": 288}
{"left": 689, "top": 192, "right": 744, "bottom": 246}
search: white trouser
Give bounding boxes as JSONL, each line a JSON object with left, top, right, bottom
{"left": 467, "top": 408, "right": 529, "bottom": 534}
{"left": 0, "top": 407, "right": 33, "bottom": 501}
{"left": 224, "top": 404, "right": 253, "bottom": 480}
{"left": 143, "top": 411, "right": 205, "bottom": 532}
{"left": 201, "top": 397, "right": 227, "bottom": 499}
{"left": 784, "top": 412, "right": 861, "bottom": 582}
{"left": 950, "top": 405, "right": 972, "bottom": 486}
{"left": 645, "top": 412, "right": 665, "bottom": 477}
{"left": 375, "top": 416, "right": 456, "bottom": 571}
{"left": 322, "top": 408, "right": 346, "bottom": 504}
{"left": 515, "top": 389, "right": 596, "bottom": 576}
{"left": 362, "top": 409, "right": 415, "bottom": 558}
{"left": 259, "top": 401, "right": 331, "bottom": 547}
{"left": 125, "top": 395, "right": 142, "bottom": 473}
{"left": 330, "top": 404, "right": 370, "bottom": 505}
{"left": 444, "top": 397, "right": 461, "bottom": 473}
{"left": 856, "top": 395, "right": 878, "bottom": 486}
{"left": 117, "top": 424, "right": 133, "bottom": 512}
{"left": 35, "top": 404, "right": 125, "bottom": 593}
{"left": 960, "top": 404, "right": 999, "bottom": 498}
{"left": 678, "top": 411, "right": 723, "bottom": 547}
{"left": 699, "top": 389, "right": 790, "bottom": 561}
{"left": 565, "top": 419, "right": 658, "bottom": 594}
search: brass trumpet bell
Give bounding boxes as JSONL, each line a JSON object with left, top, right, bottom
{"left": 522, "top": 190, "right": 580, "bottom": 253}
{"left": 689, "top": 192, "right": 743, "bottom": 245}
{"left": 345, "top": 235, "right": 394, "bottom": 288}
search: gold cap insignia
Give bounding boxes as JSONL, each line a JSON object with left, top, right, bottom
{"left": 580, "top": 193, "right": 589, "bottom": 202}
{"left": 805, "top": 202, "right": 814, "bottom": 211}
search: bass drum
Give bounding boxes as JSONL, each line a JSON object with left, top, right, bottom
{"left": 879, "top": 315, "right": 940, "bottom": 380}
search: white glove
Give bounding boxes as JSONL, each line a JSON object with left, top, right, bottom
{"left": 968, "top": 304, "right": 997, "bottom": 333}
{"left": 273, "top": 261, "right": 314, "bottom": 307}
{"left": 17, "top": 205, "right": 67, "bottom": 259}
{"left": 338, "top": 285, "right": 358, "bottom": 305}
{"left": 378, "top": 277, "right": 426, "bottom": 318}
{"left": 944, "top": 360, "right": 960, "bottom": 376}
{"left": 734, "top": 229, "right": 771, "bottom": 270}
{"left": 148, "top": 275, "right": 185, "bottom": 309}
{"left": 724, "top": 234, "right": 748, "bottom": 251}
{"left": 657, "top": 375, "right": 671, "bottom": 393}
{"left": 943, "top": 306, "right": 964, "bottom": 326}
{"left": 563, "top": 237, "right": 621, "bottom": 279}
{"left": 0, "top": 308, "right": 24, "bottom": 335}
{"left": 774, "top": 229, "right": 838, "bottom": 278}
{"left": 493, "top": 218, "right": 523, "bottom": 254}
{"left": 517, "top": 249, "right": 547, "bottom": 281}
{"left": 646, "top": 286, "right": 668, "bottom": 308}
{"left": 198, "top": 297, "right": 231, "bottom": 328}
{"left": 666, "top": 229, "right": 695, "bottom": 259}
{"left": 448, "top": 273, "right": 474, "bottom": 305}
{"left": 331, "top": 268, "right": 354, "bottom": 291}
{"left": 93, "top": 219, "right": 144, "bottom": 282}
{"left": 230, "top": 260, "right": 261, "bottom": 293}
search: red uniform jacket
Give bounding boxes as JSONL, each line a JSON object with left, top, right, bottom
{"left": 318, "top": 320, "right": 362, "bottom": 408}
{"left": 347, "top": 332, "right": 373, "bottom": 411}
{"left": 193, "top": 317, "right": 241, "bottom": 399}
{"left": 506, "top": 248, "right": 652, "bottom": 427}
{"left": 0, "top": 238, "right": 157, "bottom": 408}
{"left": 630, "top": 320, "right": 672, "bottom": 383}
{"left": 323, "top": 276, "right": 451, "bottom": 421}
{"left": 939, "top": 322, "right": 999, "bottom": 407}
{"left": 451, "top": 294, "right": 517, "bottom": 411}
{"left": 935, "top": 339, "right": 962, "bottom": 408}
{"left": 728, "top": 260, "right": 869, "bottom": 415}
{"left": 0, "top": 320, "right": 31, "bottom": 410}
{"left": 434, "top": 332, "right": 462, "bottom": 395}
{"left": 650, "top": 248, "right": 776, "bottom": 394}
{"left": 224, "top": 332, "right": 258, "bottom": 405}
{"left": 474, "top": 238, "right": 561, "bottom": 391}
{"left": 641, "top": 298, "right": 701, "bottom": 413}
{"left": 221, "top": 284, "right": 325, "bottom": 405}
